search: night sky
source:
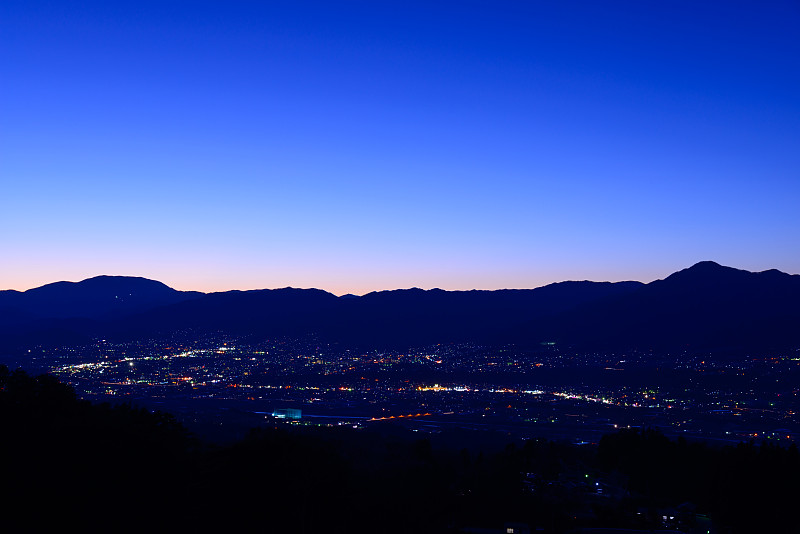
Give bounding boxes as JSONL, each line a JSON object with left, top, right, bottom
{"left": 3, "top": 1, "right": 798, "bottom": 294}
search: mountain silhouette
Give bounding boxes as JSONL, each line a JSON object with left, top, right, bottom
{"left": 1, "top": 262, "right": 798, "bottom": 353}
{"left": 513, "top": 261, "right": 800, "bottom": 352}
{"left": 0, "top": 275, "right": 202, "bottom": 319}
{"left": 0, "top": 276, "right": 203, "bottom": 347}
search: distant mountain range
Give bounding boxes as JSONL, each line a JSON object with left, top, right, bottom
{"left": 1, "top": 262, "right": 798, "bottom": 354}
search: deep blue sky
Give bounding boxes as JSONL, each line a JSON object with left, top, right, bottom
{"left": 3, "top": 1, "right": 799, "bottom": 293}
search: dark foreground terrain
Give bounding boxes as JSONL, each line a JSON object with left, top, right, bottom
{"left": 2, "top": 365, "right": 797, "bottom": 533}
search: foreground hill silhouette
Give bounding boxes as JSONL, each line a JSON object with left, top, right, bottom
{"left": 2, "top": 261, "right": 799, "bottom": 353}
{"left": 3, "top": 366, "right": 797, "bottom": 533}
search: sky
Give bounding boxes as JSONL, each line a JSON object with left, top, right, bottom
{"left": 2, "top": 1, "right": 799, "bottom": 294}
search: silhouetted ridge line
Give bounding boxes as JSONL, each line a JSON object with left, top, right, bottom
{"left": 1, "top": 263, "right": 798, "bottom": 352}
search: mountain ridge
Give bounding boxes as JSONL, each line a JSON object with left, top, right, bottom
{"left": 0, "top": 275, "right": 203, "bottom": 320}
{"left": 2, "top": 262, "right": 798, "bottom": 353}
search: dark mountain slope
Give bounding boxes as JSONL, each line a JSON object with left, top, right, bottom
{"left": 113, "top": 280, "right": 644, "bottom": 347}
{"left": 2, "top": 263, "right": 798, "bottom": 353}
{"left": 0, "top": 276, "right": 204, "bottom": 348}
{"left": 515, "top": 261, "right": 800, "bottom": 352}
{"left": 319, "top": 281, "right": 644, "bottom": 346}
{"left": 0, "top": 275, "right": 203, "bottom": 320}
{"left": 114, "top": 287, "right": 342, "bottom": 339}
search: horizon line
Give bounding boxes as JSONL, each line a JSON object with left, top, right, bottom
{"left": 4, "top": 261, "right": 796, "bottom": 297}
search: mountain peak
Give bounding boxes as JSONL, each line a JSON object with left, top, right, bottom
{"left": 27, "top": 275, "right": 176, "bottom": 295}
{"left": 8, "top": 275, "right": 202, "bottom": 320}
{"left": 688, "top": 260, "right": 724, "bottom": 270}
{"left": 661, "top": 261, "right": 744, "bottom": 284}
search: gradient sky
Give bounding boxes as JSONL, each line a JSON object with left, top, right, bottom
{"left": 3, "top": 1, "right": 799, "bottom": 294}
